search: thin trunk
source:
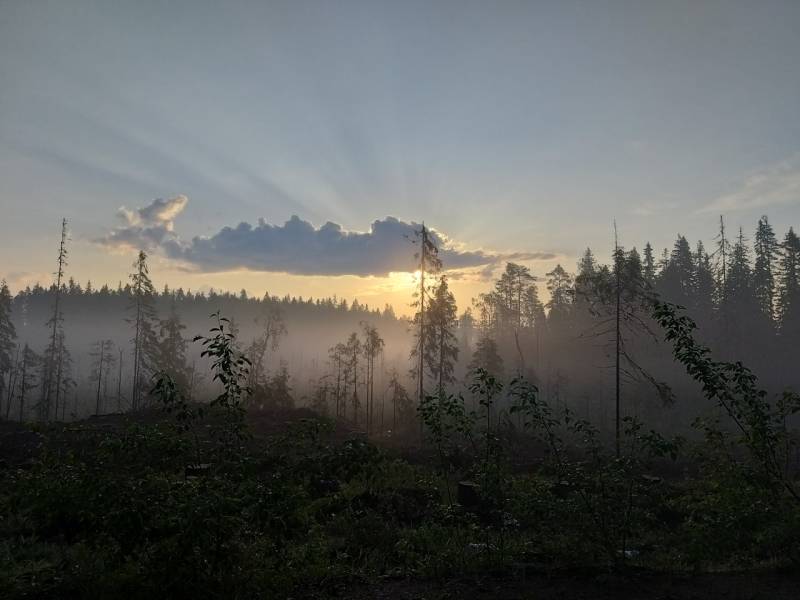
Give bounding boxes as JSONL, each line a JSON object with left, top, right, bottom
{"left": 53, "top": 347, "right": 63, "bottom": 422}
{"left": 18, "top": 351, "right": 28, "bottom": 422}
{"left": 418, "top": 224, "right": 427, "bottom": 442}
{"left": 95, "top": 341, "right": 104, "bottom": 415}
{"left": 5, "top": 345, "right": 19, "bottom": 420}
{"left": 614, "top": 220, "right": 621, "bottom": 459}
{"left": 117, "top": 350, "right": 123, "bottom": 411}
{"left": 44, "top": 218, "right": 68, "bottom": 421}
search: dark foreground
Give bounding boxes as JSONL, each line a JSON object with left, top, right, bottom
{"left": 2, "top": 404, "right": 799, "bottom": 599}
{"left": 345, "top": 570, "right": 800, "bottom": 600}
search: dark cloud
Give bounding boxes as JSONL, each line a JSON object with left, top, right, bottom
{"left": 99, "top": 197, "right": 556, "bottom": 277}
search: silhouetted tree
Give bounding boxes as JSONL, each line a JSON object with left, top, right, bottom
{"left": 424, "top": 275, "right": 459, "bottom": 394}
{"left": 345, "top": 332, "right": 362, "bottom": 423}
{"left": 754, "top": 215, "right": 779, "bottom": 322}
{"left": 16, "top": 344, "right": 40, "bottom": 422}
{"left": 154, "top": 304, "right": 190, "bottom": 391}
{"left": 127, "top": 250, "right": 158, "bottom": 410}
{"left": 469, "top": 336, "right": 503, "bottom": 380}
{"left": 40, "top": 218, "right": 69, "bottom": 421}
{"left": 778, "top": 227, "right": 800, "bottom": 340}
{"left": 361, "top": 322, "right": 384, "bottom": 434}
{"left": 89, "top": 339, "right": 115, "bottom": 415}
{"left": 0, "top": 281, "right": 16, "bottom": 411}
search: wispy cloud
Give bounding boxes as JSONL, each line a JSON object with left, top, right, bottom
{"left": 97, "top": 197, "right": 555, "bottom": 277}
{"left": 698, "top": 155, "right": 800, "bottom": 214}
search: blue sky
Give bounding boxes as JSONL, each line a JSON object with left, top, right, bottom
{"left": 1, "top": 1, "right": 799, "bottom": 309}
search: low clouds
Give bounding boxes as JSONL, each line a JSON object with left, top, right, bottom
{"left": 98, "top": 197, "right": 554, "bottom": 277}
{"left": 699, "top": 155, "right": 800, "bottom": 214}
{"left": 99, "top": 195, "right": 188, "bottom": 249}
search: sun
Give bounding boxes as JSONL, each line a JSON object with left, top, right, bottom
{"left": 386, "top": 271, "right": 419, "bottom": 291}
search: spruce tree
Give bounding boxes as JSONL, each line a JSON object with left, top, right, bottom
{"left": 422, "top": 276, "right": 459, "bottom": 393}
{"left": 642, "top": 242, "right": 656, "bottom": 287}
{"left": 753, "top": 215, "right": 779, "bottom": 321}
{"left": 127, "top": 250, "right": 158, "bottom": 410}
{"left": 778, "top": 227, "right": 800, "bottom": 339}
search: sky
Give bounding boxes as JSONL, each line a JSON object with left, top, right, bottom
{"left": 1, "top": 1, "right": 799, "bottom": 315}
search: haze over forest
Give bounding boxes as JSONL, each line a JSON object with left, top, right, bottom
{"left": 2, "top": 2, "right": 800, "bottom": 599}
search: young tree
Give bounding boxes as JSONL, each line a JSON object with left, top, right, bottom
{"left": 128, "top": 250, "right": 158, "bottom": 410}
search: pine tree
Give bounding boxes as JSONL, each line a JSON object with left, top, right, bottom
{"left": 753, "top": 216, "right": 779, "bottom": 321}
{"left": 127, "top": 250, "right": 158, "bottom": 410}
{"left": 545, "top": 264, "right": 574, "bottom": 323}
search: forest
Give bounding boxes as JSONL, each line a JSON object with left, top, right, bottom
{"left": 1, "top": 214, "right": 800, "bottom": 599}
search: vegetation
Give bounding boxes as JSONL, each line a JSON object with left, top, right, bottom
{"left": 2, "top": 217, "right": 800, "bottom": 597}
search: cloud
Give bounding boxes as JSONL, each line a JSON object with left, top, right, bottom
{"left": 97, "top": 195, "right": 188, "bottom": 249}
{"left": 698, "top": 155, "right": 800, "bottom": 214}
{"left": 98, "top": 197, "right": 555, "bottom": 277}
